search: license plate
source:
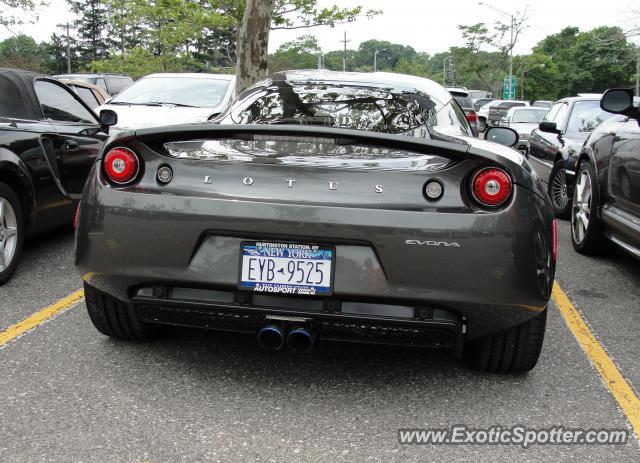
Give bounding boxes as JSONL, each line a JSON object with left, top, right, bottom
{"left": 238, "top": 242, "right": 334, "bottom": 296}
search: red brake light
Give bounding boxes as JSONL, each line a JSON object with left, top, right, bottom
{"left": 103, "top": 147, "right": 139, "bottom": 184}
{"left": 472, "top": 167, "right": 512, "bottom": 207}
{"left": 466, "top": 111, "right": 478, "bottom": 123}
{"left": 73, "top": 204, "right": 80, "bottom": 229}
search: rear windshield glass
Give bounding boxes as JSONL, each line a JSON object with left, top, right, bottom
{"left": 223, "top": 82, "right": 472, "bottom": 138}
{"left": 112, "top": 77, "right": 230, "bottom": 108}
{"left": 511, "top": 109, "right": 547, "bottom": 123}
{"left": 451, "top": 93, "right": 473, "bottom": 108}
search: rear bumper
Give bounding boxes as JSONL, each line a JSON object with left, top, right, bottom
{"left": 76, "top": 176, "right": 554, "bottom": 341}
{"left": 125, "top": 284, "right": 464, "bottom": 354}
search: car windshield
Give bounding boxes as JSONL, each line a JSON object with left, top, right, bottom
{"left": 566, "top": 100, "right": 616, "bottom": 135}
{"left": 226, "top": 82, "right": 472, "bottom": 138}
{"left": 112, "top": 76, "right": 230, "bottom": 108}
{"left": 512, "top": 109, "right": 547, "bottom": 123}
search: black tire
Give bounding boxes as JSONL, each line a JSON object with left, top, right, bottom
{"left": 570, "top": 161, "right": 616, "bottom": 255}
{"left": 465, "top": 309, "right": 547, "bottom": 374}
{"left": 548, "top": 161, "right": 571, "bottom": 219}
{"left": 84, "top": 283, "right": 165, "bottom": 341}
{"left": 478, "top": 117, "right": 487, "bottom": 133}
{"left": 0, "top": 182, "right": 24, "bottom": 286}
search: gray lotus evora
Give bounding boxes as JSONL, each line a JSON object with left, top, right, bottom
{"left": 74, "top": 71, "right": 556, "bottom": 373}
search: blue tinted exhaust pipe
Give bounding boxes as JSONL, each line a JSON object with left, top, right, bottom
{"left": 256, "top": 325, "right": 286, "bottom": 351}
{"left": 286, "top": 327, "right": 316, "bottom": 353}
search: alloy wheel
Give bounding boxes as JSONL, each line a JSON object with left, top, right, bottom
{"left": 0, "top": 197, "right": 19, "bottom": 272}
{"left": 550, "top": 167, "right": 569, "bottom": 210}
{"left": 571, "top": 168, "right": 592, "bottom": 245}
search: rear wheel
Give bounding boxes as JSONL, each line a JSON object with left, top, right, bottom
{"left": 0, "top": 182, "right": 24, "bottom": 286}
{"left": 478, "top": 117, "right": 487, "bottom": 133}
{"left": 548, "top": 161, "right": 571, "bottom": 219}
{"left": 84, "top": 283, "right": 165, "bottom": 341}
{"left": 571, "top": 161, "right": 615, "bottom": 255}
{"left": 465, "top": 309, "right": 547, "bottom": 374}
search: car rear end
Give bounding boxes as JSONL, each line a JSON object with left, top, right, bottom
{"left": 448, "top": 90, "right": 479, "bottom": 136}
{"left": 75, "top": 124, "right": 555, "bottom": 359}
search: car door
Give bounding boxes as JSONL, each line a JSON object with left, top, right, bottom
{"left": 606, "top": 118, "right": 640, "bottom": 241}
{"left": 528, "top": 102, "right": 567, "bottom": 182}
{"left": 33, "top": 79, "right": 108, "bottom": 199}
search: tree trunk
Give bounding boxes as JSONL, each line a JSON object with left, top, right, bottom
{"left": 235, "top": 0, "right": 275, "bottom": 94}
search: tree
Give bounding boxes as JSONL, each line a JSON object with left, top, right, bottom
{"left": 0, "top": 0, "right": 46, "bottom": 30}
{"left": 67, "top": 0, "right": 111, "bottom": 69}
{"left": 269, "top": 34, "right": 320, "bottom": 72}
{"left": 0, "top": 34, "right": 46, "bottom": 71}
{"left": 234, "top": 0, "right": 381, "bottom": 92}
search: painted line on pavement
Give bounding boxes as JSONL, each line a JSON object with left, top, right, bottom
{"left": 0, "top": 289, "right": 84, "bottom": 348}
{"left": 552, "top": 281, "right": 640, "bottom": 438}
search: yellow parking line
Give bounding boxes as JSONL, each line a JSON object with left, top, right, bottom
{"left": 552, "top": 282, "right": 640, "bottom": 437}
{"left": 0, "top": 289, "right": 84, "bottom": 348}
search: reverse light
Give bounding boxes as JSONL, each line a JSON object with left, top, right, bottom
{"left": 103, "top": 147, "right": 140, "bottom": 184}
{"left": 471, "top": 167, "right": 512, "bottom": 207}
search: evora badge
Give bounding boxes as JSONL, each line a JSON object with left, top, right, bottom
{"left": 405, "top": 240, "right": 461, "bottom": 247}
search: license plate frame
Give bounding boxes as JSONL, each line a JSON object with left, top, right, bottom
{"left": 238, "top": 241, "right": 335, "bottom": 296}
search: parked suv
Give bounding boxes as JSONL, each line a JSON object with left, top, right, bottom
{"left": 52, "top": 73, "right": 133, "bottom": 96}
{"left": 447, "top": 87, "right": 478, "bottom": 136}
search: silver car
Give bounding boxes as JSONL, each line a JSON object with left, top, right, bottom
{"left": 75, "top": 71, "right": 555, "bottom": 373}
{"left": 96, "top": 73, "right": 236, "bottom": 130}
{"left": 500, "top": 107, "right": 549, "bottom": 152}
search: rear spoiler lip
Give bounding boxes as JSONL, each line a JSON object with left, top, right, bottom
{"left": 131, "top": 124, "right": 471, "bottom": 160}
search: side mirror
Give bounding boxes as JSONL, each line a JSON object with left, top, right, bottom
{"left": 601, "top": 88, "right": 635, "bottom": 116}
{"left": 538, "top": 121, "right": 561, "bottom": 135}
{"left": 99, "top": 109, "right": 118, "bottom": 128}
{"left": 485, "top": 127, "right": 519, "bottom": 148}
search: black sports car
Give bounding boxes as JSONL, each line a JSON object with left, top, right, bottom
{"left": 528, "top": 95, "right": 616, "bottom": 218}
{"left": 74, "top": 71, "right": 556, "bottom": 373}
{"left": 571, "top": 89, "right": 640, "bottom": 259}
{"left": 0, "top": 68, "right": 109, "bottom": 284}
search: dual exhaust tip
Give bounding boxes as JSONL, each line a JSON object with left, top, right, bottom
{"left": 256, "top": 324, "right": 316, "bottom": 353}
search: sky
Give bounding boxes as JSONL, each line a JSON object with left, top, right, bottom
{"left": 0, "top": 0, "right": 635, "bottom": 55}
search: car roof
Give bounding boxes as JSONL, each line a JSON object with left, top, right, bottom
{"left": 53, "top": 73, "right": 131, "bottom": 78}
{"left": 446, "top": 87, "right": 469, "bottom": 95}
{"left": 0, "top": 67, "right": 43, "bottom": 119}
{"left": 556, "top": 95, "right": 602, "bottom": 103}
{"left": 262, "top": 70, "right": 453, "bottom": 104}
{"left": 141, "top": 73, "right": 235, "bottom": 81}
{"left": 58, "top": 78, "right": 110, "bottom": 98}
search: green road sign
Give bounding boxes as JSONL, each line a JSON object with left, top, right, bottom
{"left": 503, "top": 76, "right": 517, "bottom": 99}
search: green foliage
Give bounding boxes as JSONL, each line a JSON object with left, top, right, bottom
{"left": 269, "top": 35, "right": 321, "bottom": 72}
{"left": 0, "top": 34, "right": 46, "bottom": 71}
{"left": 0, "top": 0, "right": 47, "bottom": 27}
{"left": 90, "top": 46, "right": 199, "bottom": 78}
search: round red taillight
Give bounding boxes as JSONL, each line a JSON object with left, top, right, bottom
{"left": 103, "top": 147, "right": 139, "bottom": 184}
{"left": 472, "top": 167, "right": 512, "bottom": 207}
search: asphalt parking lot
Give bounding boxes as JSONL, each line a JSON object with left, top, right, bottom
{"left": 1, "top": 221, "right": 639, "bottom": 462}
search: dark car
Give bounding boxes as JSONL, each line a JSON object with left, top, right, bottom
{"left": 52, "top": 73, "right": 133, "bottom": 96}
{"left": 446, "top": 87, "right": 478, "bottom": 136}
{"left": 474, "top": 97, "right": 495, "bottom": 111}
{"left": 0, "top": 68, "right": 109, "bottom": 284}
{"left": 528, "top": 95, "right": 616, "bottom": 218}
{"left": 571, "top": 89, "right": 640, "bottom": 259}
{"left": 74, "top": 70, "right": 555, "bottom": 374}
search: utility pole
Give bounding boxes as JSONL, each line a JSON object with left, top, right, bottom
{"left": 57, "top": 22, "right": 72, "bottom": 73}
{"left": 478, "top": 2, "right": 516, "bottom": 99}
{"left": 66, "top": 22, "right": 71, "bottom": 73}
{"left": 340, "top": 31, "right": 350, "bottom": 72}
{"left": 636, "top": 49, "right": 640, "bottom": 97}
